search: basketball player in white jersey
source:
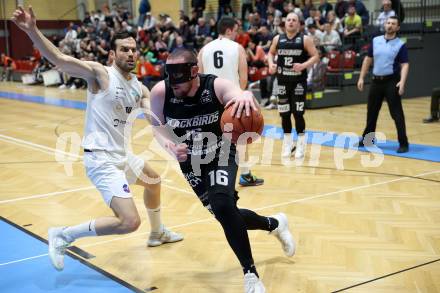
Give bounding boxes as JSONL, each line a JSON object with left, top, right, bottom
{"left": 12, "top": 6, "right": 183, "bottom": 271}
{"left": 198, "top": 17, "right": 264, "bottom": 187}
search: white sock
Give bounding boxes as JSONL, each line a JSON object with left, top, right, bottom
{"left": 62, "top": 220, "right": 97, "bottom": 243}
{"left": 297, "top": 133, "right": 305, "bottom": 146}
{"left": 147, "top": 207, "right": 162, "bottom": 233}
{"left": 241, "top": 166, "right": 250, "bottom": 175}
{"left": 283, "top": 133, "right": 292, "bottom": 148}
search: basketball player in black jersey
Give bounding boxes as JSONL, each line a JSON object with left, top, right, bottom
{"left": 150, "top": 48, "right": 295, "bottom": 293}
{"left": 268, "top": 12, "right": 319, "bottom": 159}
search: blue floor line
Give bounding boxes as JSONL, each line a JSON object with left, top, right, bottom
{"left": 1, "top": 90, "right": 439, "bottom": 162}
{"left": 0, "top": 219, "right": 137, "bottom": 293}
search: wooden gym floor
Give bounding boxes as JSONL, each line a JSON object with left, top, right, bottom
{"left": 0, "top": 82, "right": 439, "bottom": 292}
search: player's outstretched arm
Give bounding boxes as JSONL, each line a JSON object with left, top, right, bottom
{"left": 12, "top": 6, "right": 104, "bottom": 86}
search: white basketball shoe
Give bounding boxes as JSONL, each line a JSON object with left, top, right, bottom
{"left": 269, "top": 213, "right": 296, "bottom": 257}
{"left": 147, "top": 225, "right": 184, "bottom": 247}
{"left": 244, "top": 272, "right": 266, "bottom": 293}
{"left": 48, "top": 227, "right": 71, "bottom": 271}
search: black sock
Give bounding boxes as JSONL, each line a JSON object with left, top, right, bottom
{"left": 239, "top": 209, "right": 279, "bottom": 231}
{"left": 243, "top": 264, "right": 259, "bottom": 277}
{"left": 209, "top": 193, "right": 257, "bottom": 276}
{"left": 267, "top": 216, "right": 279, "bottom": 232}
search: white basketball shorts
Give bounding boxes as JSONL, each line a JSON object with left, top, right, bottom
{"left": 83, "top": 151, "right": 145, "bottom": 206}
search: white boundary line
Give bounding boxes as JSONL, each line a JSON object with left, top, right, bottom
{"left": 0, "top": 134, "right": 82, "bottom": 159}
{"left": 0, "top": 186, "right": 95, "bottom": 205}
{"left": 0, "top": 137, "right": 55, "bottom": 156}
{"left": 0, "top": 253, "right": 48, "bottom": 266}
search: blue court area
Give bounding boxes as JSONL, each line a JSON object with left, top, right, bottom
{"left": 0, "top": 219, "right": 136, "bottom": 293}
{"left": 1, "top": 90, "right": 439, "bottom": 163}
{"left": 262, "top": 126, "right": 440, "bottom": 163}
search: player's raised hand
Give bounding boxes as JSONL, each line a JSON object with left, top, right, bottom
{"left": 11, "top": 6, "right": 37, "bottom": 32}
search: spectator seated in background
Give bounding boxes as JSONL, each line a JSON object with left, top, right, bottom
{"left": 208, "top": 17, "right": 218, "bottom": 39}
{"left": 236, "top": 25, "right": 251, "bottom": 48}
{"left": 268, "top": 2, "right": 283, "bottom": 19}
{"left": 136, "top": 55, "right": 162, "bottom": 89}
{"left": 376, "top": 0, "right": 396, "bottom": 33}
{"left": 334, "top": 0, "right": 348, "bottom": 20}
{"left": 222, "top": 5, "right": 235, "bottom": 18}
{"left": 250, "top": 11, "right": 266, "bottom": 29}
{"left": 246, "top": 39, "right": 266, "bottom": 68}
{"left": 318, "top": 0, "right": 333, "bottom": 18}
{"left": 326, "top": 10, "right": 343, "bottom": 33}
{"left": 305, "top": 7, "right": 318, "bottom": 31}
{"left": 33, "top": 58, "right": 53, "bottom": 84}
{"left": 313, "top": 9, "right": 326, "bottom": 31}
{"left": 194, "top": 17, "right": 210, "bottom": 48}
{"left": 256, "top": 25, "right": 273, "bottom": 52}
{"left": 348, "top": 0, "right": 369, "bottom": 25}
{"left": 320, "top": 22, "right": 342, "bottom": 53}
{"left": 0, "top": 53, "right": 15, "bottom": 81}
{"left": 64, "top": 22, "right": 78, "bottom": 46}
{"left": 271, "top": 16, "right": 284, "bottom": 35}
{"left": 302, "top": 0, "right": 315, "bottom": 20}
{"left": 98, "top": 21, "right": 112, "bottom": 42}
{"left": 343, "top": 5, "right": 362, "bottom": 49}
{"left": 141, "top": 11, "right": 157, "bottom": 33}
{"left": 307, "top": 23, "right": 323, "bottom": 48}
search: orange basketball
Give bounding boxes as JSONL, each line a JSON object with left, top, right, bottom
{"left": 220, "top": 104, "right": 264, "bottom": 144}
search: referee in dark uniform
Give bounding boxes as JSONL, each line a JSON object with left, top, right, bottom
{"left": 357, "top": 16, "right": 409, "bottom": 153}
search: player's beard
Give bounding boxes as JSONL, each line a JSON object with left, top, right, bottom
{"left": 115, "top": 56, "right": 136, "bottom": 73}
{"left": 171, "top": 80, "right": 193, "bottom": 98}
{"left": 385, "top": 26, "right": 397, "bottom": 35}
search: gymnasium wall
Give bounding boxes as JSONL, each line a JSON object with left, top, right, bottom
{"left": 0, "top": 0, "right": 79, "bottom": 59}
{"left": 2, "top": 0, "right": 78, "bottom": 20}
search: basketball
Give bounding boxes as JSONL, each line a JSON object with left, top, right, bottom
{"left": 220, "top": 104, "right": 264, "bottom": 144}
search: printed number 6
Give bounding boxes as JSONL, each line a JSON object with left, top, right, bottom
{"left": 214, "top": 51, "right": 224, "bottom": 68}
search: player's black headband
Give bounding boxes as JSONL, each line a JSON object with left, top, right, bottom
{"left": 165, "top": 62, "right": 197, "bottom": 85}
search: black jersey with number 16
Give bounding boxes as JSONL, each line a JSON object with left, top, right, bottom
{"left": 276, "top": 33, "right": 309, "bottom": 82}
{"left": 163, "top": 74, "right": 226, "bottom": 157}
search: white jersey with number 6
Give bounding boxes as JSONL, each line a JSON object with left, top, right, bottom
{"left": 201, "top": 37, "right": 240, "bottom": 87}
